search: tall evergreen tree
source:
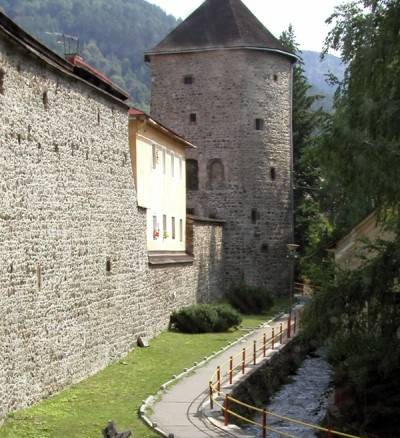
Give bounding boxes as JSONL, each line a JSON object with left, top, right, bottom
{"left": 280, "top": 26, "right": 326, "bottom": 252}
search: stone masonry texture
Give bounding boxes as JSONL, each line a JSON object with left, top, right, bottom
{"left": 0, "top": 34, "right": 223, "bottom": 420}
{"left": 149, "top": 49, "right": 294, "bottom": 293}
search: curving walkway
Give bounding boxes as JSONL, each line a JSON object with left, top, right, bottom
{"left": 149, "top": 311, "right": 297, "bottom": 438}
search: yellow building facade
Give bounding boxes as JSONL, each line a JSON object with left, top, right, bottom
{"left": 129, "top": 108, "right": 195, "bottom": 254}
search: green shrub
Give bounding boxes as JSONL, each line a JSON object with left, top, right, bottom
{"left": 226, "top": 284, "right": 274, "bottom": 314}
{"left": 170, "top": 304, "right": 242, "bottom": 333}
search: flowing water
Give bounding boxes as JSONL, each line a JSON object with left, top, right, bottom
{"left": 246, "top": 348, "right": 333, "bottom": 438}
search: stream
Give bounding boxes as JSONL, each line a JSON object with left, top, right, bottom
{"left": 246, "top": 348, "right": 333, "bottom": 437}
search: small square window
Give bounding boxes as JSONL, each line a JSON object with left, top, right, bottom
{"left": 184, "top": 75, "right": 194, "bottom": 85}
{"left": 255, "top": 119, "right": 264, "bottom": 130}
{"left": 251, "top": 209, "right": 259, "bottom": 224}
{"left": 43, "top": 91, "right": 49, "bottom": 110}
{"left": 190, "top": 113, "right": 197, "bottom": 123}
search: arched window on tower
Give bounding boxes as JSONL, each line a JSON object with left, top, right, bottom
{"left": 186, "top": 159, "right": 199, "bottom": 191}
{"left": 207, "top": 159, "right": 225, "bottom": 190}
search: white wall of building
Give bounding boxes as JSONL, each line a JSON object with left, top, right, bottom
{"left": 134, "top": 121, "right": 187, "bottom": 252}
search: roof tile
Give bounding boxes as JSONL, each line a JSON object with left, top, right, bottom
{"left": 147, "top": 0, "right": 295, "bottom": 60}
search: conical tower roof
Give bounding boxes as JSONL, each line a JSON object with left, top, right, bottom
{"left": 146, "top": 0, "right": 296, "bottom": 61}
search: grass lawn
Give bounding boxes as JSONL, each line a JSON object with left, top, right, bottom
{"left": 1, "top": 300, "right": 288, "bottom": 438}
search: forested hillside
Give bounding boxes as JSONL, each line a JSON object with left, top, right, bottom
{"left": 0, "top": 0, "right": 177, "bottom": 108}
{"left": 0, "top": 0, "right": 343, "bottom": 110}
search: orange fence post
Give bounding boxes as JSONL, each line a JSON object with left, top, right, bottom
{"left": 263, "top": 333, "right": 267, "bottom": 357}
{"left": 280, "top": 323, "right": 283, "bottom": 344}
{"left": 253, "top": 340, "right": 257, "bottom": 365}
{"left": 262, "top": 409, "right": 267, "bottom": 438}
{"left": 229, "top": 356, "right": 233, "bottom": 385}
{"left": 224, "top": 395, "right": 230, "bottom": 426}
{"left": 217, "top": 366, "right": 221, "bottom": 393}
{"left": 242, "top": 348, "right": 246, "bottom": 374}
{"left": 209, "top": 381, "right": 214, "bottom": 409}
{"left": 272, "top": 328, "right": 275, "bottom": 350}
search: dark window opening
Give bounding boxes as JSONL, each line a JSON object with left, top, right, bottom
{"left": 17, "top": 134, "right": 21, "bottom": 145}
{"left": 97, "top": 110, "right": 101, "bottom": 125}
{"left": 273, "top": 74, "right": 278, "bottom": 82}
{"left": 187, "top": 208, "right": 195, "bottom": 215}
{"left": 184, "top": 75, "right": 194, "bottom": 85}
{"left": 172, "top": 217, "right": 176, "bottom": 240}
{"left": 251, "top": 209, "right": 259, "bottom": 224}
{"left": 37, "top": 265, "right": 42, "bottom": 290}
{"left": 270, "top": 167, "right": 276, "bottom": 181}
{"left": 0, "top": 69, "right": 4, "bottom": 94}
{"left": 255, "top": 119, "right": 264, "bottom": 131}
{"left": 190, "top": 113, "right": 197, "bottom": 123}
{"left": 106, "top": 258, "right": 111, "bottom": 273}
{"left": 186, "top": 159, "right": 199, "bottom": 191}
{"left": 261, "top": 243, "right": 269, "bottom": 253}
{"left": 42, "top": 91, "right": 49, "bottom": 110}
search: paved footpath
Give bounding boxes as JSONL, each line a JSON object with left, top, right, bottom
{"left": 150, "top": 307, "right": 302, "bottom": 438}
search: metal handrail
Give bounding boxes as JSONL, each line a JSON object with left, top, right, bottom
{"left": 207, "top": 303, "right": 364, "bottom": 438}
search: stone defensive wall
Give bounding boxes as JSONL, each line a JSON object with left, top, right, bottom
{"left": 0, "top": 23, "right": 224, "bottom": 421}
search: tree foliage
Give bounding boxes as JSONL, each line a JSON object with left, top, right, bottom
{"left": 302, "top": 238, "right": 400, "bottom": 436}
{"left": 301, "top": 1, "right": 400, "bottom": 435}
{"left": 321, "top": 0, "right": 400, "bottom": 224}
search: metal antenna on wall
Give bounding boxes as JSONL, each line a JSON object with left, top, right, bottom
{"left": 45, "top": 32, "right": 80, "bottom": 58}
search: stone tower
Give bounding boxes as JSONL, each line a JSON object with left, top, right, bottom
{"left": 145, "top": 0, "right": 296, "bottom": 294}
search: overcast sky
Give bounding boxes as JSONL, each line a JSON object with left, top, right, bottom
{"left": 148, "top": 0, "right": 346, "bottom": 52}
